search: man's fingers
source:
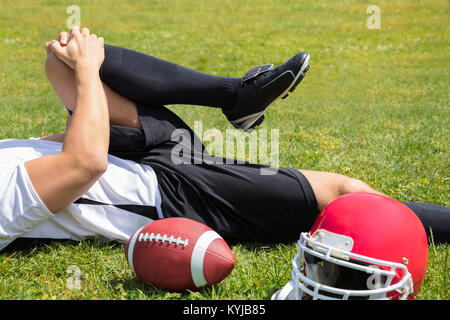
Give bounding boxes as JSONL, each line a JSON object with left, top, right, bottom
{"left": 69, "top": 26, "right": 80, "bottom": 39}
{"left": 44, "top": 41, "right": 52, "bottom": 54}
{"left": 48, "top": 40, "right": 75, "bottom": 69}
{"left": 49, "top": 27, "right": 104, "bottom": 69}
{"left": 81, "top": 27, "right": 90, "bottom": 36}
{"left": 59, "top": 31, "right": 68, "bottom": 46}
{"left": 49, "top": 40, "right": 64, "bottom": 57}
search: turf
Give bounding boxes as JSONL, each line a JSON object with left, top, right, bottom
{"left": 0, "top": 0, "right": 448, "bottom": 300}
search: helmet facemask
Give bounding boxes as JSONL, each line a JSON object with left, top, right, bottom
{"left": 291, "top": 230, "right": 414, "bottom": 300}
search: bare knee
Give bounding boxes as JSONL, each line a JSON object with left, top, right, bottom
{"left": 338, "top": 176, "right": 382, "bottom": 196}
{"left": 300, "top": 170, "right": 384, "bottom": 211}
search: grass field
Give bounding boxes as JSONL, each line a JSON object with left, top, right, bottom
{"left": 0, "top": 0, "right": 448, "bottom": 300}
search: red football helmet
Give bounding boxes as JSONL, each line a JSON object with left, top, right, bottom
{"left": 272, "top": 193, "right": 429, "bottom": 300}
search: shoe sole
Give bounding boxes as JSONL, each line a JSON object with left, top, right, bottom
{"left": 231, "top": 53, "right": 310, "bottom": 132}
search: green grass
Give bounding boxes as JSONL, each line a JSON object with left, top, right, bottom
{"left": 0, "top": 0, "right": 448, "bottom": 300}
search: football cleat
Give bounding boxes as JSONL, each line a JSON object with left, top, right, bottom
{"left": 224, "top": 52, "right": 310, "bottom": 132}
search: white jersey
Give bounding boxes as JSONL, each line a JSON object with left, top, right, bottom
{"left": 0, "top": 138, "right": 162, "bottom": 251}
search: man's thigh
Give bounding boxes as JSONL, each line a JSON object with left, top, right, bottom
{"left": 108, "top": 103, "right": 203, "bottom": 160}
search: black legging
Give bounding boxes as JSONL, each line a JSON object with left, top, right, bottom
{"left": 98, "top": 44, "right": 449, "bottom": 244}
{"left": 100, "top": 44, "right": 241, "bottom": 110}
{"left": 401, "top": 202, "right": 449, "bottom": 244}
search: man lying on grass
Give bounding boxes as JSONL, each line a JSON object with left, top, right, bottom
{"left": 0, "top": 28, "right": 448, "bottom": 254}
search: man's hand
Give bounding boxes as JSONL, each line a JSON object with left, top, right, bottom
{"left": 45, "top": 31, "right": 68, "bottom": 55}
{"left": 27, "top": 27, "right": 109, "bottom": 214}
{"left": 45, "top": 27, "right": 104, "bottom": 70}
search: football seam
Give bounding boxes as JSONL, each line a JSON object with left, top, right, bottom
{"left": 137, "top": 231, "right": 189, "bottom": 248}
{"left": 135, "top": 231, "right": 234, "bottom": 263}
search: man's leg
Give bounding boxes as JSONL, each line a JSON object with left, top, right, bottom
{"left": 47, "top": 38, "right": 240, "bottom": 114}
{"left": 48, "top": 31, "right": 310, "bottom": 132}
{"left": 99, "top": 44, "right": 310, "bottom": 131}
{"left": 100, "top": 44, "right": 240, "bottom": 110}
{"left": 45, "top": 51, "right": 142, "bottom": 129}
{"left": 299, "top": 170, "right": 384, "bottom": 211}
{"left": 302, "top": 169, "right": 449, "bottom": 244}
{"left": 400, "top": 202, "right": 449, "bottom": 244}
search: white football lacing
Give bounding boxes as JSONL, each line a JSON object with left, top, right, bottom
{"left": 138, "top": 232, "right": 188, "bottom": 248}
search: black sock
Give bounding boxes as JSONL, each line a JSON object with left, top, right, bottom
{"left": 100, "top": 44, "right": 241, "bottom": 110}
{"left": 400, "top": 201, "right": 450, "bottom": 245}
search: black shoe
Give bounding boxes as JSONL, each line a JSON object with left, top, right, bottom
{"left": 224, "top": 52, "right": 310, "bottom": 132}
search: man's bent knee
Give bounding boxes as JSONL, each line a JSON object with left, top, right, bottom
{"left": 299, "top": 170, "right": 384, "bottom": 211}
{"left": 339, "top": 176, "right": 383, "bottom": 197}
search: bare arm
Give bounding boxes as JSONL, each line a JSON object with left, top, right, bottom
{"left": 25, "top": 27, "right": 108, "bottom": 214}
